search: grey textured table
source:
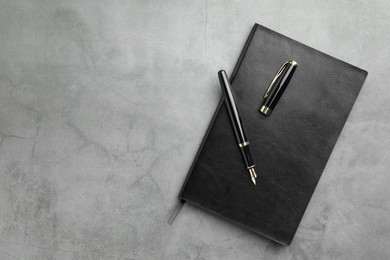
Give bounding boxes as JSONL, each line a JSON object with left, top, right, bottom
{"left": 0, "top": 1, "right": 389, "bottom": 259}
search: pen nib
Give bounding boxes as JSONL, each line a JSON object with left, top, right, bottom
{"left": 251, "top": 176, "right": 256, "bottom": 185}
{"left": 248, "top": 168, "right": 257, "bottom": 185}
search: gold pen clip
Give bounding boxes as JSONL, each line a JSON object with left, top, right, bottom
{"left": 263, "top": 61, "right": 296, "bottom": 99}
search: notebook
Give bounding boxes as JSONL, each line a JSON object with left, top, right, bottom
{"left": 178, "top": 23, "right": 368, "bottom": 245}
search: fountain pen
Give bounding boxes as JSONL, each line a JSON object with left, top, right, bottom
{"left": 218, "top": 70, "right": 257, "bottom": 185}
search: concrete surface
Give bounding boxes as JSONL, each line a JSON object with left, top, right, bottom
{"left": 0, "top": 0, "right": 389, "bottom": 259}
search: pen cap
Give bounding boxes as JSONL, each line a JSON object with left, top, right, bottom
{"left": 260, "top": 60, "right": 298, "bottom": 116}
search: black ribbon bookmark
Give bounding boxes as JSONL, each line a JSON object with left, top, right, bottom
{"left": 167, "top": 199, "right": 185, "bottom": 225}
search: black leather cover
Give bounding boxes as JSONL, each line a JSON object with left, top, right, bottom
{"left": 179, "top": 24, "right": 368, "bottom": 245}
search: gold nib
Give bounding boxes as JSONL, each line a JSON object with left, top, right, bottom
{"left": 251, "top": 175, "right": 256, "bottom": 185}
{"left": 248, "top": 168, "right": 257, "bottom": 185}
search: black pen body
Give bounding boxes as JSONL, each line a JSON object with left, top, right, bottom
{"left": 218, "top": 70, "right": 255, "bottom": 169}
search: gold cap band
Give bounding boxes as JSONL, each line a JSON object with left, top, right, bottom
{"left": 260, "top": 106, "right": 272, "bottom": 116}
{"left": 238, "top": 141, "right": 250, "bottom": 148}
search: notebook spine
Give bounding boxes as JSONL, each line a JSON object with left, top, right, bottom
{"left": 178, "top": 24, "right": 259, "bottom": 198}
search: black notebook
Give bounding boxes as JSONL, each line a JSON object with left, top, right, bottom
{"left": 179, "top": 24, "right": 367, "bottom": 245}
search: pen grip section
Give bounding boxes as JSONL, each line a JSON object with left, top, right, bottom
{"left": 240, "top": 145, "right": 255, "bottom": 168}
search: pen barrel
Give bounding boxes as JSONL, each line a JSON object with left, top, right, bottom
{"left": 262, "top": 62, "right": 297, "bottom": 112}
{"left": 218, "top": 70, "right": 248, "bottom": 144}
{"left": 240, "top": 145, "right": 255, "bottom": 168}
